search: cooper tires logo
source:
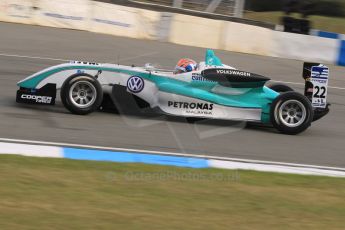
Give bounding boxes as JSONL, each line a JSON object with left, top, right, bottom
{"left": 21, "top": 94, "right": 52, "bottom": 104}
{"left": 127, "top": 76, "right": 144, "bottom": 93}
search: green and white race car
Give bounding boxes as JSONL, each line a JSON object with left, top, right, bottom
{"left": 16, "top": 49, "right": 330, "bottom": 134}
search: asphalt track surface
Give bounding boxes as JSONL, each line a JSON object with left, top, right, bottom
{"left": 0, "top": 22, "right": 345, "bottom": 167}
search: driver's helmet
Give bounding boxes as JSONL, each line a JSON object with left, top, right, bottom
{"left": 174, "top": 58, "right": 197, "bottom": 74}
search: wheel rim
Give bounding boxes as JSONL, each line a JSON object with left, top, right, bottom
{"left": 277, "top": 99, "right": 307, "bottom": 128}
{"left": 69, "top": 81, "right": 97, "bottom": 109}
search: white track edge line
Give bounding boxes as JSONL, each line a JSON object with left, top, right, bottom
{"left": 0, "top": 53, "right": 70, "bottom": 62}
{"left": 0, "top": 137, "right": 344, "bottom": 172}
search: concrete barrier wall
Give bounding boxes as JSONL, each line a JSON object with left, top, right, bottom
{"left": 90, "top": 2, "right": 140, "bottom": 39}
{"left": 310, "top": 30, "right": 345, "bottom": 66}
{"left": 338, "top": 40, "right": 345, "bottom": 66}
{"left": 0, "top": 0, "right": 160, "bottom": 40}
{"left": 0, "top": 0, "right": 37, "bottom": 25}
{"left": 167, "top": 14, "right": 343, "bottom": 65}
{"left": 37, "top": 0, "right": 91, "bottom": 30}
{"left": 168, "top": 14, "right": 225, "bottom": 50}
{"left": 136, "top": 8, "right": 161, "bottom": 40}
{"left": 222, "top": 22, "right": 273, "bottom": 56}
{"left": 89, "top": 2, "right": 160, "bottom": 40}
{"left": 0, "top": 0, "right": 344, "bottom": 66}
{"left": 271, "top": 31, "right": 339, "bottom": 64}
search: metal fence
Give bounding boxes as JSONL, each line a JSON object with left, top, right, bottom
{"left": 127, "top": 0, "right": 245, "bottom": 17}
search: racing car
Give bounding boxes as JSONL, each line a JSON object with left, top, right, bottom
{"left": 16, "top": 49, "right": 330, "bottom": 134}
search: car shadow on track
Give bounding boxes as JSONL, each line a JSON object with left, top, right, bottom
{"left": 10, "top": 95, "right": 278, "bottom": 135}
{"left": 99, "top": 102, "right": 278, "bottom": 135}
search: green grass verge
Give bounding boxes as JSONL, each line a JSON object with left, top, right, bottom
{"left": 0, "top": 155, "right": 344, "bottom": 229}
{"left": 244, "top": 11, "right": 345, "bottom": 34}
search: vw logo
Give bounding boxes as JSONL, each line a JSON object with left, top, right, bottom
{"left": 127, "top": 76, "right": 144, "bottom": 93}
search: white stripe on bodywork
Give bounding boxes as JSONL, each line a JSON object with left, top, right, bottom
{"left": 36, "top": 69, "right": 100, "bottom": 89}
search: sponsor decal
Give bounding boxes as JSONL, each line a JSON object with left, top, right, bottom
{"left": 311, "top": 66, "right": 329, "bottom": 80}
{"left": 311, "top": 66, "right": 329, "bottom": 108}
{"left": 168, "top": 101, "right": 214, "bottom": 115}
{"left": 21, "top": 94, "right": 52, "bottom": 104}
{"left": 206, "top": 57, "right": 214, "bottom": 65}
{"left": 127, "top": 76, "right": 144, "bottom": 93}
{"left": 93, "top": 18, "right": 131, "bottom": 28}
{"left": 70, "top": 61, "right": 99, "bottom": 66}
{"left": 192, "top": 73, "right": 216, "bottom": 82}
{"left": 216, "top": 69, "right": 251, "bottom": 77}
{"left": 44, "top": 13, "right": 83, "bottom": 21}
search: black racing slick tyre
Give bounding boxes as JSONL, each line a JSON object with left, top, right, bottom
{"left": 268, "top": 83, "right": 294, "bottom": 93}
{"left": 61, "top": 74, "right": 103, "bottom": 115}
{"left": 270, "top": 92, "right": 313, "bottom": 135}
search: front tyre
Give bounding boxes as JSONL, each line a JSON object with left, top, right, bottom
{"left": 270, "top": 92, "right": 313, "bottom": 135}
{"left": 61, "top": 74, "right": 103, "bottom": 115}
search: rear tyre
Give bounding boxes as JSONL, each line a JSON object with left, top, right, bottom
{"left": 268, "top": 83, "right": 294, "bottom": 93}
{"left": 61, "top": 74, "right": 103, "bottom": 115}
{"left": 270, "top": 92, "right": 313, "bottom": 135}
